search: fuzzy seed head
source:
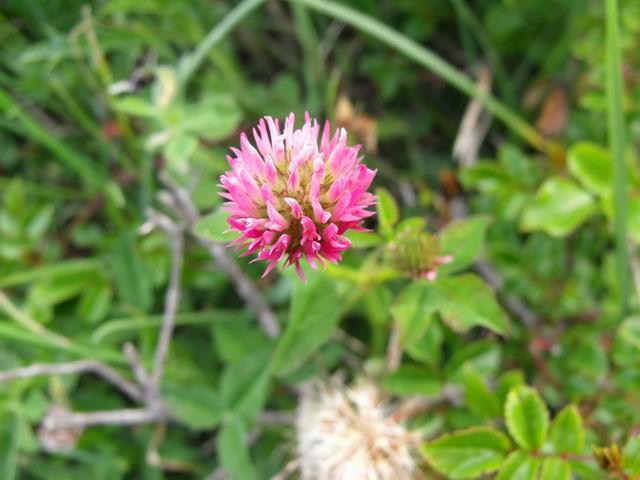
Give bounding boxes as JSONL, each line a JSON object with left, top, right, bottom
{"left": 296, "top": 381, "right": 419, "bottom": 480}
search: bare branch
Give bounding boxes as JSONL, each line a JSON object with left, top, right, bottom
{"left": 156, "top": 173, "right": 281, "bottom": 338}
{"left": 385, "top": 318, "right": 402, "bottom": 372}
{"left": 42, "top": 406, "right": 169, "bottom": 429}
{"left": 123, "top": 342, "right": 150, "bottom": 389}
{"left": 0, "top": 360, "right": 143, "bottom": 402}
{"left": 150, "top": 220, "right": 184, "bottom": 389}
{"left": 196, "top": 237, "right": 281, "bottom": 338}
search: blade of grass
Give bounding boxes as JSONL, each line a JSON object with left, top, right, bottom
{"left": 287, "top": 0, "right": 561, "bottom": 160}
{"left": 178, "top": 0, "right": 266, "bottom": 87}
{"left": 91, "top": 309, "right": 253, "bottom": 344}
{"left": 0, "top": 323, "right": 125, "bottom": 365}
{"left": 0, "top": 259, "right": 101, "bottom": 288}
{"left": 0, "top": 86, "right": 107, "bottom": 190}
{"left": 606, "top": 0, "right": 630, "bottom": 315}
{"left": 2, "top": 411, "right": 20, "bottom": 480}
{"left": 0, "top": 291, "right": 73, "bottom": 347}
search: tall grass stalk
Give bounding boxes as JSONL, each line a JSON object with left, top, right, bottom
{"left": 606, "top": 0, "right": 630, "bottom": 315}
{"left": 288, "top": 0, "right": 560, "bottom": 159}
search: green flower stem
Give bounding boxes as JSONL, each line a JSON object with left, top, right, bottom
{"left": 606, "top": 0, "right": 630, "bottom": 316}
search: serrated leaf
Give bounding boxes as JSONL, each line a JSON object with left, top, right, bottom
{"left": 217, "top": 415, "right": 256, "bottom": 480}
{"left": 623, "top": 435, "right": 640, "bottom": 475}
{"left": 496, "top": 451, "right": 541, "bottom": 480}
{"left": 521, "top": 177, "right": 595, "bottom": 237}
{"left": 375, "top": 187, "right": 399, "bottom": 236}
{"left": 540, "top": 458, "right": 571, "bottom": 480}
{"left": 439, "top": 215, "right": 492, "bottom": 274}
{"left": 505, "top": 386, "right": 549, "bottom": 450}
{"left": 422, "top": 427, "right": 510, "bottom": 479}
{"left": 272, "top": 271, "right": 339, "bottom": 376}
{"left": 550, "top": 405, "right": 583, "bottom": 454}
{"left": 433, "top": 274, "right": 509, "bottom": 335}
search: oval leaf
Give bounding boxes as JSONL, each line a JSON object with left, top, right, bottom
{"left": 521, "top": 177, "right": 595, "bottom": 237}
{"left": 505, "top": 386, "right": 549, "bottom": 450}
{"left": 496, "top": 451, "right": 541, "bottom": 480}
{"left": 272, "top": 271, "right": 339, "bottom": 376}
{"left": 550, "top": 404, "right": 584, "bottom": 454}
{"left": 422, "top": 427, "right": 510, "bottom": 479}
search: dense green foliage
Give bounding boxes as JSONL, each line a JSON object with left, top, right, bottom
{"left": 1, "top": 0, "right": 640, "bottom": 478}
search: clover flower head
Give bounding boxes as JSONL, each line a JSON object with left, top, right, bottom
{"left": 220, "top": 113, "right": 376, "bottom": 280}
{"left": 296, "top": 380, "right": 419, "bottom": 480}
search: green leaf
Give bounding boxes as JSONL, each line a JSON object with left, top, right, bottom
{"left": 550, "top": 405, "right": 583, "bottom": 454}
{"left": 109, "top": 230, "right": 152, "bottom": 311}
{"left": 181, "top": 95, "right": 242, "bottom": 140}
{"left": 375, "top": 187, "right": 399, "bottom": 236}
{"left": 540, "top": 458, "right": 571, "bottom": 480}
{"left": 344, "top": 230, "right": 384, "bottom": 248}
{"left": 568, "top": 142, "right": 612, "bottom": 197}
{"left": 496, "top": 451, "right": 541, "bottom": 480}
{"left": 433, "top": 274, "right": 509, "bottom": 335}
{"left": 221, "top": 350, "right": 272, "bottom": 422}
{"left": 193, "top": 207, "right": 239, "bottom": 243}
{"left": 623, "top": 435, "right": 640, "bottom": 475}
{"left": 217, "top": 415, "right": 257, "bottom": 480}
{"left": 504, "top": 386, "right": 549, "bottom": 450}
{"left": 422, "top": 427, "right": 511, "bottom": 479}
{"left": 613, "top": 316, "right": 640, "bottom": 366}
{"left": 213, "top": 322, "right": 272, "bottom": 363}
{"left": 406, "top": 317, "right": 443, "bottom": 368}
{"left": 26, "top": 205, "right": 54, "bottom": 240}
{"left": 76, "top": 281, "right": 113, "bottom": 325}
{"left": 439, "top": 215, "right": 492, "bottom": 274}
{"left": 382, "top": 365, "right": 441, "bottom": 396}
{"left": 113, "top": 96, "right": 157, "bottom": 117}
{"left": 164, "top": 133, "right": 198, "bottom": 174}
{"left": 390, "top": 282, "right": 440, "bottom": 346}
{"left": 461, "top": 368, "right": 500, "bottom": 418}
{"left": 521, "top": 177, "right": 596, "bottom": 237}
{"left": 163, "top": 384, "right": 223, "bottom": 430}
{"left": 272, "top": 271, "right": 339, "bottom": 376}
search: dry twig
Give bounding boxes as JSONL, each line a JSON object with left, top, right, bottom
{"left": 0, "top": 360, "right": 143, "bottom": 402}
{"left": 157, "top": 172, "right": 281, "bottom": 338}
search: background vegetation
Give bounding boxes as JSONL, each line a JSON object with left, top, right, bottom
{"left": 1, "top": 0, "right": 640, "bottom": 478}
